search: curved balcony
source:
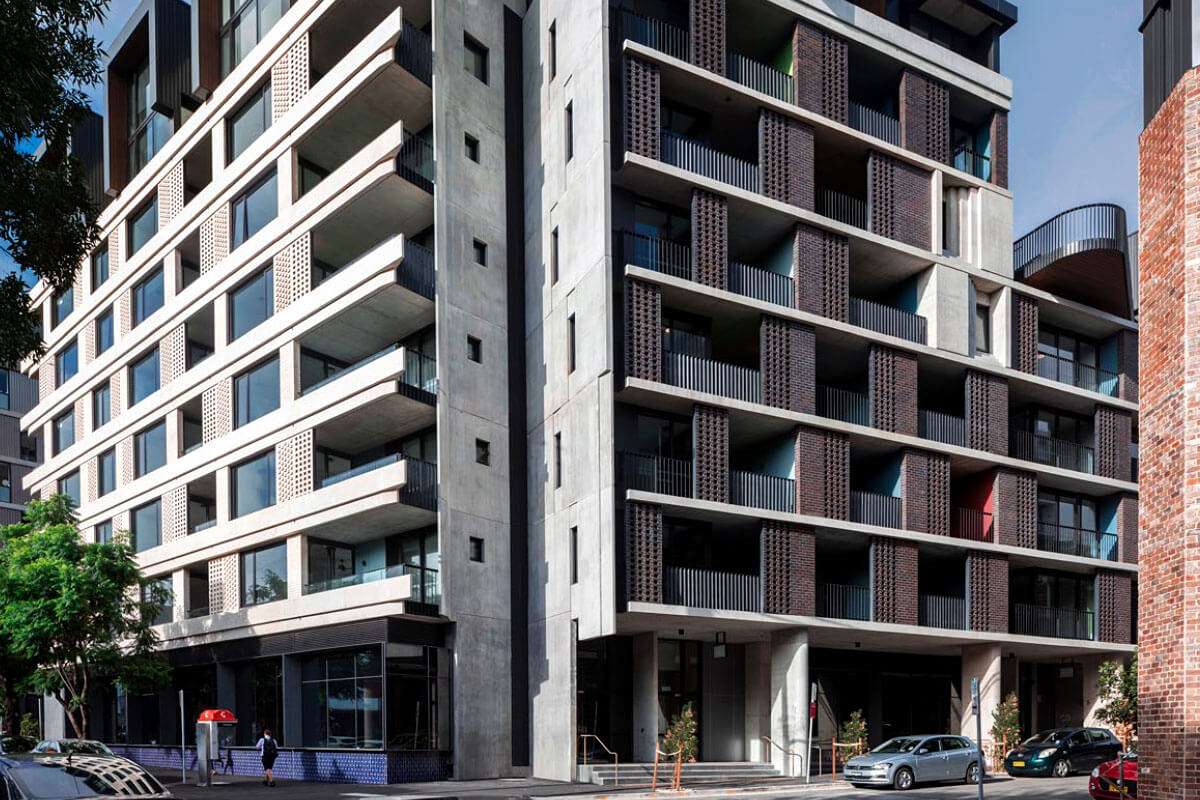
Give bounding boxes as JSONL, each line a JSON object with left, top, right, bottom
{"left": 1012, "top": 204, "right": 1132, "bottom": 318}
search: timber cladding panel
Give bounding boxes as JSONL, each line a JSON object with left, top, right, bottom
{"left": 795, "top": 425, "right": 849, "bottom": 520}
{"left": 758, "top": 109, "right": 815, "bottom": 210}
{"left": 993, "top": 468, "right": 1037, "bottom": 549}
{"left": 691, "top": 189, "right": 728, "bottom": 290}
{"left": 791, "top": 19, "right": 848, "bottom": 124}
{"left": 899, "top": 69, "right": 950, "bottom": 163}
{"left": 1095, "top": 405, "right": 1133, "bottom": 482}
{"left": 965, "top": 369, "right": 1009, "bottom": 455}
{"left": 625, "top": 502, "right": 663, "bottom": 604}
{"left": 868, "top": 151, "right": 932, "bottom": 249}
{"left": 761, "top": 522, "right": 815, "bottom": 616}
{"left": 871, "top": 537, "right": 918, "bottom": 625}
{"left": 688, "top": 0, "right": 725, "bottom": 75}
{"left": 1097, "top": 569, "right": 1132, "bottom": 644}
{"left": 623, "top": 56, "right": 661, "bottom": 160}
{"left": 967, "top": 550, "right": 1008, "bottom": 633}
{"left": 759, "top": 316, "right": 815, "bottom": 414}
{"left": 692, "top": 404, "right": 729, "bottom": 503}
{"left": 901, "top": 449, "right": 950, "bottom": 535}
{"left": 1011, "top": 293, "right": 1039, "bottom": 374}
{"left": 793, "top": 223, "right": 849, "bottom": 321}
{"left": 624, "top": 278, "right": 662, "bottom": 383}
{"left": 868, "top": 345, "right": 918, "bottom": 435}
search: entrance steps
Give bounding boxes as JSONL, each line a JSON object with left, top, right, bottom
{"left": 580, "top": 761, "right": 783, "bottom": 787}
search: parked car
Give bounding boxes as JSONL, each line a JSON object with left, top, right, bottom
{"left": 1089, "top": 746, "right": 1138, "bottom": 799}
{"left": 0, "top": 736, "right": 35, "bottom": 756}
{"left": 0, "top": 753, "right": 171, "bottom": 798}
{"left": 844, "top": 735, "right": 983, "bottom": 790}
{"left": 30, "top": 739, "right": 114, "bottom": 756}
{"left": 1004, "top": 727, "right": 1122, "bottom": 777}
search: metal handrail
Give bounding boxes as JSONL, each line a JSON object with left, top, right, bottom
{"left": 1013, "top": 203, "right": 1127, "bottom": 281}
{"left": 760, "top": 736, "right": 806, "bottom": 780}
{"left": 653, "top": 744, "right": 684, "bottom": 792}
{"left": 579, "top": 734, "right": 619, "bottom": 786}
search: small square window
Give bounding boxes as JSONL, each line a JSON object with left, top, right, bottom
{"left": 974, "top": 302, "right": 991, "bottom": 354}
{"left": 476, "top": 438, "right": 491, "bottom": 466}
{"left": 473, "top": 239, "right": 488, "bottom": 267}
{"left": 467, "top": 335, "right": 482, "bottom": 363}
{"left": 465, "top": 134, "right": 480, "bottom": 163}
{"left": 469, "top": 536, "right": 485, "bottom": 562}
{"left": 464, "top": 34, "right": 489, "bottom": 83}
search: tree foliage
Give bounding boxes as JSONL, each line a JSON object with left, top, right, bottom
{"left": 838, "top": 708, "right": 868, "bottom": 752}
{"left": 0, "top": 496, "right": 169, "bottom": 738}
{"left": 0, "top": 0, "right": 108, "bottom": 365}
{"left": 662, "top": 702, "right": 698, "bottom": 763}
{"left": 1096, "top": 651, "right": 1138, "bottom": 745}
{"left": 990, "top": 691, "right": 1021, "bottom": 749}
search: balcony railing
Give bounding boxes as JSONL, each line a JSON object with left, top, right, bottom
{"left": 1037, "top": 522, "right": 1119, "bottom": 561}
{"left": 301, "top": 343, "right": 409, "bottom": 397}
{"left": 660, "top": 130, "right": 760, "bottom": 193}
{"left": 401, "top": 350, "right": 439, "bottom": 396}
{"left": 850, "top": 490, "right": 902, "bottom": 528}
{"left": 1011, "top": 603, "right": 1094, "bottom": 641}
{"left": 397, "top": 458, "right": 438, "bottom": 510}
{"left": 1036, "top": 354, "right": 1119, "bottom": 397}
{"left": 616, "top": 8, "right": 689, "bottom": 60}
{"left": 663, "top": 565, "right": 762, "bottom": 612}
{"left": 817, "top": 385, "right": 869, "bottom": 426}
{"left": 728, "top": 260, "right": 793, "bottom": 307}
{"left": 817, "top": 188, "right": 867, "bottom": 229}
{"left": 619, "top": 230, "right": 692, "bottom": 279}
{"left": 190, "top": 518, "right": 217, "bottom": 534}
{"left": 1009, "top": 429, "right": 1095, "bottom": 474}
{"left": 952, "top": 143, "right": 990, "bottom": 181}
{"left": 662, "top": 350, "right": 761, "bottom": 403}
{"left": 186, "top": 606, "right": 210, "bottom": 619}
{"left": 305, "top": 563, "right": 439, "bottom": 604}
{"left": 848, "top": 101, "right": 901, "bottom": 145}
{"left": 399, "top": 240, "right": 435, "bottom": 300}
{"left": 919, "top": 594, "right": 966, "bottom": 629}
{"left": 850, "top": 297, "right": 928, "bottom": 344}
{"left": 817, "top": 583, "right": 871, "bottom": 621}
{"left": 619, "top": 451, "right": 693, "bottom": 497}
{"left": 396, "top": 20, "right": 432, "bottom": 85}
{"left": 918, "top": 409, "right": 966, "bottom": 446}
{"left": 729, "top": 470, "right": 795, "bottom": 513}
{"left": 953, "top": 507, "right": 994, "bottom": 542}
{"left": 726, "top": 51, "right": 792, "bottom": 103}
{"left": 1013, "top": 203, "right": 1128, "bottom": 282}
{"left": 397, "top": 135, "right": 434, "bottom": 192}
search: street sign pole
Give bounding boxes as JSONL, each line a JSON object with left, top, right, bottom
{"left": 179, "top": 690, "right": 186, "bottom": 785}
{"left": 805, "top": 682, "right": 817, "bottom": 783}
{"left": 971, "top": 678, "right": 984, "bottom": 800}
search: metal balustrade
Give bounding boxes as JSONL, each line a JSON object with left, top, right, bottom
{"left": 952, "top": 143, "right": 990, "bottom": 181}
{"left": 396, "top": 20, "right": 432, "bottom": 85}
{"left": 919, "top": 594, "right": 966, "bottom": 629}
{"left": 817, "top": 385, "right": 870, "bottom": 426}
{"left": 401, "top": 350, "right": 439, "bottom": 395}
{"left": 619, "top": 452, "right": 693, "bottom": 497}
{"left": 619, "top": 230, "right": 692, "bottom": 279}
{"left": 953, "top": 508, "right": 994, "bottom": 542}
{"left": 663, "top": 565, "right": 762, "bottom": 612}
{"left": 399, "top": 240, "right": 435, "bottom": 299}
{"left": 398, "top": 458, "right": 438, "bottom": 510}
{"left": 397, "top": 135, "right": 434, "bottom": 192}
{"left": 1011, "top": 603, "right": 1094, "bottom": 641}
{"left": 848, "top": 101, "right": 901, "bottom": 145}
{"left": 304, "top": 564, "right": 439, "bottom": 604}
{"left": 726, "top": 51, "right": 793, "bottom": 102}
{"left": 850, "top": 297, "right": 928, "bottom": 344}
{"left": 660, "top": 130, "right": 760, "bottom": 193}
{"left": 1009, "top": 429, "right": 1095, "bottom": 474}
{"left": 817, "top": 583, "right": 871, "bottom": 621}
{"left": 1037, "top": 522, "right": 1119, "bottom": 561}
{"left": 615, "top": 9, "right": 689, "bottom": 60}
{"left": 1036, "top": 354, "right": 1119, "bottom": 396}
{"left": 918, "top": 409, "right": 967, "bottom": 446}
{"left": 662, "top": 350, "right": 761, "bottom": 403}
{"left": 728, "top": 260, "right": 793, "bottom": 306}
{"left": 729, "top": 470, "right": 795, "bottom": 513}
{"left": 1013, "top": 204, "right": 1128, "bottom": 282}
{"left": 850, "top": 490, "right": 902, "bottom": 528}
{"left": 817, "top": 188, "right": 868, "bottom": 229}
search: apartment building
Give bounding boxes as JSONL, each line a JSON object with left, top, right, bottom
{"left": 16, "top": 0, "right": 1137, "bottom": 786}
{"left": 1, "top": 367, "right": 39, "bottom": 525}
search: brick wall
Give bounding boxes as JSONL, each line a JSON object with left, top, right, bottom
{"left": 899, "top": 69, "right": 950, "bottom": 164}
{"left": 624, "top": 56, "right": 661, "bottom": 160}
{"left": 795, "top": 425, "right": 849, "bottom": 520}
{"left": 693, "top": 404, "right": 729, "bottom": 503}
{"left": 626, "top": 502, "right": 663, "bottom": 604}
{"left": 689, "top": 0, "right": 725, "bottom": 76}
{"left": 1095, "top": 405, "right": 1133, "bottom": 482}
{"left": 761, "top": 521, "right": 815, "bottom": 616}
{"left": 624, "top": 278, "right": 662, "bottom": 382}
{"left": 758, "top": 109, "right": 815, "bottom": 210}
{"left": 1011, "top": 294, "right": 1038, "bottom": 374}
{"left": 1097, "top": 569, "right": 1132, "bottom": 645}
{"left": 988, "top": 110, "right": 1008, "bottom": 189}
{"left": 760, "top": 316, "right": 815, "bottom": 413}
{"left": 1115, "top": 492, "right": 1138, "bottom": 564}
{"left": 965, "top": 369, "right": 1009, "bottom": 455}
{"left": 868, "top": 151, "right": 932, "bottom": 250}
{"left": 993, "top": 468, "right": 1037, "bottom": 549}
{"left": 967, "top": 550, "right": 1008, "bottom": 633}
{"left": 791, "top": 19, "right": 848, "bottom": 124}
{"left": 901, "top": 449, "right": 950, "bottom": 535}
{"left": 871, "top": 537, "right": 918, "bottom": 625}
{"left": 691, "top": 189, "right": 728, "bottom": 290}
{"left": 793, "top": 223, "right": 849, "bottom": 321}
{"left": 868, "top": 345, "right": 918, "bottom": 435}
{"left": 1116, "top": 329, "right": 1139, "bottom": 403}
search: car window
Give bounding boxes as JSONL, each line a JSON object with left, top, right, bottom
{"left": 1068, "top": 731, "right": 1088, "bottom": 745}
{"left": 1086, "top": 730, "right": 1108, "bottom": 743}
{"left": 1022, "top": 730, "right": 1067, "bottom": 745}
{"left": 871, "top": 737, "right": 923, "bottom": 754}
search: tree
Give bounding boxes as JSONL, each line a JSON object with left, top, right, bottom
{"left": 0, "top": 645, "right": 36, "bottom": 735}
{"left": 838, "top": 709, "right": 868, "bottom": 753}
{"left": 662, "top": 702, "right": 698, "bottom": 763}
{"left": 990, "top": 691, "right": 1021, "bottom": 751}
{"left": 0, "top": 0, "right": 108, "bottom": 365}
{"left": 1096, "top": 651, "right": 1138, "bottom": 746}
{"left": 0, "top": 496, "right": 169, "bottom": 738}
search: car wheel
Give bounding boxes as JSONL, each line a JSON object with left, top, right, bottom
{"left": 1052, "top": 758, "right": 1071, "bottom": 778}
{"left": 965, "top": 762, "right": 982, "bottom": 784}
{"left": 893, "top": 767, "right": 915, "bottom": 790}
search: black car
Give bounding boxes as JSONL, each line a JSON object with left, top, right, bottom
{"left": 0, "top": 737, "right": 35, "bottom": 756}
{"left": 1004, "top": 727, "right": 1122, "bottom": 778}
{"left": 0, "top": 753, "right": 172, "bottom": 799}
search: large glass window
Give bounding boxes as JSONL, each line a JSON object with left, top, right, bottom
{"left": 52, "top": 410, "right": 75, "bottom": 455}
{"left": 240, "top": 542, "right": 287, "bottom": 606}
{"left": 1038, "top": 327, "right": 1101, "bottom": 389}
{"left": 0, "top": 462, "right": 9, "bottom": 503}
{"left": 135, "top": 421, "right": 167, "bottom": 478}
{"left": 131, "top": 499, "right": 162, "bottom": 552}
{"left": 55, "top": 339, "right": 78, "bottom": 385}
{"left": 227, "top": 82, "right": 272, "bottom": 162}
{"left": 230, "top": 171, "right": 278, "bottom": 249}
{"left": 128, "top": 60, "right": 170, "bottom": 179}
{"left": 95, "top": 308, "right": 114, "bottom": 356}
{"left": 234, "top": 356, "right": 279, "bottom": 427}
{"left": 231, "top": 450, "right": 275, "bottom": 518}
{"left": 92, "top": 247, "right": 109, "bottom": 289}
{"left": 58, "top": 470, "right": 81, "bottom": 508}
{"left": 228, "top": 266, "right": 274, "bottom": 340}
{"left": 52, "top": 286, "right": 74, "bottom": 328}
{"left": 386, "top": 646, "right": 442, "bottom": 749}
{"left": 221, "top": 0, "right": 289, "bottom": 77}
{"left": 130, "top": 348, "right": 160, "bottom": 406}
{"left": 133, "top": 267, "right": 164, "bottom": 326}
{"left": 98, "top": 448, "right": 116, "bottom": 496}
{"left": 128, "top": 198, "right": 159, "bottom": 256}
{"left": 144, "top": 578, "right": 173, "bottom": 626}
{"left": 300, "top": 648, "right": 383, "bottom": 748}
{"left": 95, "top": 520, "right": 112, "bottom": 544}
{"left": 93, "top": 381, "right": 111, "bottom": 428}
{"left": 307, "top": 540, "right": 355, "bottom": 592}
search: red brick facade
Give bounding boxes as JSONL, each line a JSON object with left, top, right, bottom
{"left": 967, "top": 550, "right": 1008, "bottom": 634}
{"left": 795, "top": 425, "right": 849, "bottom": 520}
{"left": 761, "top": 521, "right": 816, "bottom": 616}
{"left": 868, "top": 344, "right": 918, "bottom": 435}
{"left": 623, "top": 56, "right": 660, "bottom": 160}
{"left": 759, "top": 316, "right": 816, "bottom": 414}
{"left": 900, "top": 448, "right": 950, "bottom": 535}
{"left": 691, "top": 189, "right": 728, "bottom": 290}
{"left": 898, "top": 69, "right": 950, "bottom": 164}
{"left": 871, "top": 537, "right": 918, "bottom": 625}
{"left": 868, "top": 151, "right": 931, "bottom": 250}
{"left": 625, "top": 502, "right": 663, "bottom": 604}
{"left": 688, "top": 0, "right": 725, "bottom": 76}
{"left": 792, "top": 19, "right": 848, "bottom": 125}
{"left": 693, "top": 404, "right": 729, "bottom": 503}
{"left": 624, "top": 278, "right": 661, "bottom": 382}
{"left": 758, "top": 109, "right": 815, "bottom": 210}
{"left": 793, "top": 223, "right": 849, "bottom": 321}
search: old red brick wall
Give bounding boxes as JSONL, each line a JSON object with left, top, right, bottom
{"left": 761, "top": 522, "right": 815, "bottom": 616}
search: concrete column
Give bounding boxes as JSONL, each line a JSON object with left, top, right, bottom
{"left": 631, "top": 633, "right": 659, "bottom": 762}
{"left": 278, "top": 341, "right": 298, "bottom": 402}
{"left": 213, "top": 293, "right": 229, "bottom": 351}
{"left": 277, "top": 150, "right": 296, "bottom": 212}
{"left": 744, "top": 641, "right": 771, "bottom": 763}
{"left": 282, "top": 655, "right": 302, "bottom": 747}
{"left": 172, "top": 568, "right": 188, "bottom": 623}
{"left": 1081, "top": 654, "right": 1109, "bottom": 729}
{"left": 286, "top": 535, "right": 304, "bottom": 599}
{"left": 915, "top": 263, "right": 970, "bottom": 356}
{"left": 960, "top": 643, "right": 1002, "bottom": 742}
{"left": 769, "top": 628, "right": 809, "bottom": 777}
{"left": 214, "top": 466, "right": 231, "bottom": 524}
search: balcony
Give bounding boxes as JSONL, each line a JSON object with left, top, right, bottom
{"left": 725, "top": 51, "right": 792, "bottom": 103}
{"left": 1037, "top": 522, "right": 1118, "bottom": 562}
{"left": 1011, "top": 603, "right": 1094, "bottom": 640}
{"left": 319, "top": 455, "right": 438, "bottom": 511}
{"left": 1036, "top": 353, "right": 1118, "bottom": 397}
{"left": 662, "top": 349, "right": 761, "bottom": 403}
{"left": 615, "top": 8, "right": 689, "bottom": 61}
{"left": 919, "top": 594, "right": 966, "bottom": 630}
{"left": 728, "top": 260, "right": 793, "bottom": 306}
{"left": 395, "top": 20, "right": 432, "bottom": 86}
{"left": 620, "top": 451, "right": 693, "bottom": 497}
{"left": 619, "top": 230, "right": 692, "bottom": 280}
{"left": 302, "top": 344, "right": 437, "bottom": 398}
{"left": 952, "top": 143, "right": 990, "bottom": 181}
{"left": 660, "top": 129, "right": 760, "bottom": 194}
{"left": 817, "top": 188, "right": 868, "bottom": 229}
{"left": 918, "top": 409, "right": 967, "bottom": 447}
{"left": 953, "top": 507, "right": 993, "bottom": 542}
{"left": 663, "top": 565, "right": 762, "bottom": 612}
{"left": 848, "top": 101, "right": 900, "bottom": 146}
{"left": 817, "top": 583, "right": 871, "bottom": 621}
{"left": 398, "top": 240, "right": 436, "bottom": 300}
{"left": 1009, "top": 429, "right": 1095, "bottom": 474}
{"left": 849, "top": 489, "right": 902, "bottom": 528}
{"left": 397, "top": 134, "right": 435, "bottom": 193}
{"left": 850, "top": 297, "right": 928, "bottom": 344}
{"left": 305, "top": 563, "right": 439, "bottom": 606}
{"left": 729, "top": 470, "right": 795, "bottom": 513}
{"left": 817, "top": 385, "right": 869, "bottom": 426}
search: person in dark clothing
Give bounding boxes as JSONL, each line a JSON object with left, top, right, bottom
{"left": 256, "top": 729, "right": 278, "bottom": 786}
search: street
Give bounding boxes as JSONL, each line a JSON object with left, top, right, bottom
{"left": 833, "top": 775, "right": 1093, "bottom": 798}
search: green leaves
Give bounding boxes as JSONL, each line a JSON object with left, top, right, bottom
{"left": 1096, "top": 651, "right": 1137, "bottom": 742}
{"left": 990, "top": 691, "right": 1021, "bottom": 747}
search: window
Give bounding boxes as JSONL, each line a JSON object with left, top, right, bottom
{"left": 464, "top": 133, "right": 479, "bottom": 163}
{"left": 554, "top": 432, "right": 562, "bottom": 488}
{"left": 299, "top": 647, "right": 383, "bottom": 747}
{"left": 234, "top": 357, "right": 280, "bottom": 428}
{"left": 232, "top": 450, "right": 276, "bottom": 518}
{"left": 974, "top": 302, "right": 991, "bottom": 354}
{"left": 221, "top": 0, "right": 289, "bottom": 77}
{"left": 95, "top": 308, "right": 114, "bottom": 356}
{"left": 0, "top": 463, "right": 9, "bottom": 503}
{"left": 565, "top": 101, "right": 574, "bottom": 161}
{"left": 475, "top": 439, "right": 490, "bottom": 466}
{"left": 19, "top": 433, "right": 37, "bottom": 462}
{"left": 299, "top": 157, "right": 329, "bottom": 196}
{"left": 469, "top": 536, "right": 485, "bottom": 562}
{"left": 568, "top": 314, "right": 576, "bottom": 373}
{"left": 570, "top": 526, "right": 578, "bottom": 584}
{"left": 128, "top": 198, "right": 159, "bottom": 256}
{"left": 231, "top": 170, "right": 278, "bottom": 249}
{"left": 467, "top": 336, "right": 482, "bottom": 363}
{"left": 55, "top": 339, "right": 78, "bottom": 385}
{"left": 52, "top": 286, "right": 74, "bottom": 328}
{"left": 550, "top": 227, "right": 559, "bottom": 284}
{"left": 96, "top": 519, "right": 112, "bottom": 544}
{"left": 0, "top": 368, "right": 8, "bottom": 410}
{"left": 228, "top": 82, "right": 273, "bottom": 162}
{"left": 133, "top": 267, "right": 164, "bottom": 326}
{"left": 92, "top": 247, "right": 109, "bottom": 289}
{"left": 128, "top": 60, "right": 171, "bottom": 179}
{"left": 145, "top": 578, "right": 173, "bottom": 626}
{"left": 135, "top": 420, "right": 167, "bottom": 477}
{"left": 472, "top": 239, "right": 487, "bottom": 267}
{"left": 58, "top": 470, "right": 81, "bottom": 509}
{"left": 130, "top": 347, "right": 160, "bottom": 405}
{"left": 464, "top": 34, "right": 488, "bottom": 83}
{"left": 307, "top": 539, "right": 355, "bottom": 592}
{"left": 241, "top": 542, "right": 287, "bottom": 606}
{"left": 93, "top": 382, "right": 111, "bottom": 428}
{"left": 548, "top": 21, "right": 557, "bottom": 78}
{"left": 131, "top": 499, "right": 162, "bottom": 552}
{"left": 228, "top": 266, "right": 274, "bottom": 340}
{"left": 53, "top": 410, "right": 75, "bottom": 455}
{"left": 97, "top": 448, "right": 116, "bottom": 497}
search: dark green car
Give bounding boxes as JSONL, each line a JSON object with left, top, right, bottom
{"left": 1004, "top": 728, "right": 1121, "bottom": 777}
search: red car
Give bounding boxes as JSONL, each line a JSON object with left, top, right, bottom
{"left": 1089, "top": 751, "right": 1137, "bottom": 798}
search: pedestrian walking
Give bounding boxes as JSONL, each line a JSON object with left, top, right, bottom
{"left": 256, "top": 729, "right": 278, "bottom": 786}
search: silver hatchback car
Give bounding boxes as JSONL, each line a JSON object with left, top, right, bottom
{"left": 843, "top": 734, "right": 983, "bottom": 790}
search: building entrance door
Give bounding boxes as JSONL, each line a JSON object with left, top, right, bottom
{"left": 658, "top": 640, "right": 701, "bottom": 755}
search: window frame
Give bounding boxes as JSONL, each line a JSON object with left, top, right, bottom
{"left": 93, "top": 381, "right": 111, "bottom": 428}
{"left": 127, "top": 197, "right": 159, "bottom": 256}
{"left": 240, "top": 542, "right": 289, "bottom": 606}
{"left": 0, "top": 462, "right": 10, "bottom": 503}
{"left": 58, "top": 470, "right": 81, "bottom": 509}
{"left": 231, "top": 450, "right": 277, "bottom": 518}
{"left": 52, "top": 410, "right": 75, "bottom": 455}
{"left": 92, "top": 247, "right": 109, "bottom": 289}
{"left": 227, "top": 80, "right": 273, "bottom": 162}
{"left": 52, "top": 286, "right": 74, "bottom": 329}
{"left": 228, "top": 265, "right": 275, "bottom": 341}
{"left": 230, "top": 170, "right": 279, "bottom": 250}
{"left": 233, "top": 356, "right": 281, "bottom": 428}
{"left": 134, "top": 420, "right": 168, "bottom": 478}
{"left": 129, "top": 347, "right": 161, "bottom": 406}
{"left": 95, "top": 307, "right": 115, "bottom": 356}
{"left": 463, "top": 33, "right": 489, "bottom": 83}
{"left": 97, "top": 447, "right": 116, "bottom": 497}
{"left": 131, "top": 499, "right": 162, "bottom": 552}
{"left": 55, "top": 339, "right": 79, "bottom": 386}
{"left": 132, "top": 266, "right": 165, "bottom": 327}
